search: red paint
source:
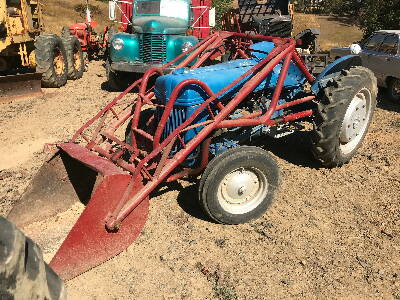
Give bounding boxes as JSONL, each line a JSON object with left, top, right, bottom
{"left": 50, "top": 32, "right": 321, "bottom": 278}
{"left": 191, "top": 0, "right": 212, "bottom": 38}
{"left": 49, "top": 174, "right": 149, "bottom": 281}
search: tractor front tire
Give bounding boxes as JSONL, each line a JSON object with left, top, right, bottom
{"left": 199, "top": 146, "right": 280, "bottom": 224}
{"left": 311, "top": 66, "right": 377, "bottom": 167}
{"left": 0, "top": 217, "right": 66, "bottom": 300}
{"left": 62, "top": 35, "right": 84, "bottom": 80}
{"left": 35, "top": 34, "right": 68, "bottom": 88}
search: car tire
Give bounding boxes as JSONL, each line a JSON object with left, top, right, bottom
{"left": 386, "top": 77, "right": 400, "bottom": 103}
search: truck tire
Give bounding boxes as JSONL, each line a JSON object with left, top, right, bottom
{"left": 0, "top": 217, "right": 66, "bottom": 300}
{"left": 386, "top": 77, "right": 400, "bottom": 103}
{"left": 198, "top": 146, "right": 280, "bottom": 225}
{"left": 62, "top": 35, "right": 84, "bottom": 80}
{"left": 35, "top": 34, "right": 68, "bottom": 88}
{"left": 311, "top": 66, "right": 377, "bottom": 167}
{"left": 106, "top": 61, "right": 131, "bottom": 91}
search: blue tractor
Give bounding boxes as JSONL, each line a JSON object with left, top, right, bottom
{"left": 7, "top": 32, "right": 378, "bottom": 279}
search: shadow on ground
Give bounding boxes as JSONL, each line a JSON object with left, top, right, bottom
{"left": 172, "top": 130, "right": 322, "bottom": 222}
{"left": 252, "top": 131, "right": 321, "bottom": 169}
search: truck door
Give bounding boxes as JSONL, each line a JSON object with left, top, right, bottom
{"left": 360, "top": 32, "right": 386, "bottom": 76}
{"left": 373, "top": 34, "right": 400, "bottom": 86}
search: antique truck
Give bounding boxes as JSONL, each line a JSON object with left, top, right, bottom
{"left": 106, "top": 0, "right": 214, "bottom": 90}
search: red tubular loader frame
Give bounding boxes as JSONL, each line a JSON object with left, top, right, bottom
{"left": 49, "top": 31, "right": 317, "bottom": 279}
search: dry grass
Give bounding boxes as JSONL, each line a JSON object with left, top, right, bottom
{"left": 294, "top": 13, "right": 363, "bottom": 51}
{"left": 42, "top": 0, "right": 111, "bottom": 34}
{"left": 41, "top": 2, "right": 363, "bottom": 52}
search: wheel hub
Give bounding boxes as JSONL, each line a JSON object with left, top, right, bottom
{"left": 340, "top": 95, "right": 367, "bottom": 143}
{"left": 217, "top": 167, "right": 268, "bottom": 215}
{"left": 339, "top": 87, "right": 372, "bottom": 156}
{"left": 223, "top": 169, "right": 260, "bottom": 204}
{"left": 53, "top": 49, "right": 65, "bottom": 76}
{"left": 74, "top": 51, "right": 82, "bottom": 71}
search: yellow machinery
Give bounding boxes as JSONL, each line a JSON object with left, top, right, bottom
{"left": 0, "top": 0, "right": 84, "bottom": 100}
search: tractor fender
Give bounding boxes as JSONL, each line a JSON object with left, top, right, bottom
{"left": 311, "top": 55, "right": 362, "bottom": 95}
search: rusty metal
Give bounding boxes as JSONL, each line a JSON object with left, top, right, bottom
{"left": 10, "top": 31, "right": 319, "bottom": 280}
{"left": 0, "top": 73, "right": 43, "bottom": 102}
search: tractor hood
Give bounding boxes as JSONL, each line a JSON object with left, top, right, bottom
{"left": 133, "top": 16, "right": 188, "bottom": 34}
{"left": 155, "top": 41, "right": 307, "bottom": 106}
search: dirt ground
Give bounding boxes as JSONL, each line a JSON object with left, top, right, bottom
{"left": 0, "top": 61, "right": 399, "bottom": 300}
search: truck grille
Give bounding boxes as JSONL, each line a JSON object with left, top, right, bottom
{"left": 141, "top": 34, "right": 167, "bottom": 64}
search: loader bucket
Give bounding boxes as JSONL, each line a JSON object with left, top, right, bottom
{"left": 7, "top": 151, "right": 97, "bottom": 228}
{"left": 0, "top": 73, "right": 43, "bottom": 102}
{"left": 8, "top": 143, "right": 149, "bottom": 280}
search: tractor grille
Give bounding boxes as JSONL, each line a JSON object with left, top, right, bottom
{"left": 141, "top": 34, "right": 167, "bottom": 64}
{"left": 156, "top": 106, "right": 186, "bottom": 142}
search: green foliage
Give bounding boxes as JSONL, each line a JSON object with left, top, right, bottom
{"left": 213, "top": 0, "right": 234, "bottom": 29}
{"left": 295, "top": 0, "right": 400, "bottom": 38}
{"left": 359, "top": 0, "right": 400, "bottom": 37}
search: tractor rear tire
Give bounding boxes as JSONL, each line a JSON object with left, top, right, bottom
{"left": 199, "top": 146, "right": 280, "bottom": 224}
{"left": 62, "top": 35, "right": 84, "bottom": 80}
{"left": 35, "top": 34, "right": 68, "bottom": 88}
{"left": 311, "top": 66, "right": 377, "bottom": 168}
{"left": 61, "top": 26, "right": 71, "bottom": 38}
{"left": 0, "top": 217, "right": 66, "bottom": 300}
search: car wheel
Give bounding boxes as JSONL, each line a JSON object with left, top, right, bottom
{"left": 386, "top": 77, "right": 400, "bottom": 103}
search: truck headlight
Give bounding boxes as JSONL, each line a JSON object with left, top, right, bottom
{"left": 181, "top": 42, "right": 193, "bottom": 53}
{"left": 112, "top": 38, "right": 124, "bottom": 51}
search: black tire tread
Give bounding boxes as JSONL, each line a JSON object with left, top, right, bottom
{"left": 311, "top": 66, "right": 377, "bottom": 168}
{"left": 0, "top": 217, "right": 66, "bottom": 300}
{"left": 61, "top": 35, "right": 84, "bottom": 80}
{"left": 199, "top": 146, "right": 280, "bottom": 224}
{"left": 35, "top": 34, "right": 68, "bottom": 88}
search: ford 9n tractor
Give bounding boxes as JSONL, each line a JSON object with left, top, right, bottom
{"left": 8, "top": 31, "right": 377, "bottom": 281}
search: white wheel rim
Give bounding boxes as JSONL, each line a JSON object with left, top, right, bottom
{"left": 339, "top": 87, "right": 372, "bottom": 155}
{"left": 217, "top": 167, "right": 268, "bottom": 215}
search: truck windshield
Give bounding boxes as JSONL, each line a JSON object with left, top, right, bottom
{"left": 134, "top": 0, "right": 189, "bottom": 21}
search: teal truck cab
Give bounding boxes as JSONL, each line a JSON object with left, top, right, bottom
{"left": 107, "top": 0, "right": 214, "bottom": 89}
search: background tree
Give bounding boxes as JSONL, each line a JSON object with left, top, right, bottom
{"left": 359, "top": 0, "right": 400, "bottom": 37}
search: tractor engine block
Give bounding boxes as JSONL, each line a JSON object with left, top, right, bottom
{"left": 153, "top": 41, "right": 307, "bottom": 159}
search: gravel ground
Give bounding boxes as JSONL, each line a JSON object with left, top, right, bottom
{"left": 0, "top": 61, "right": 399, "bottom": 300}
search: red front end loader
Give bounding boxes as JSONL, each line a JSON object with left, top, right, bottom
{"left": 8, "top": 31, "right": 377, "bottom": 281}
